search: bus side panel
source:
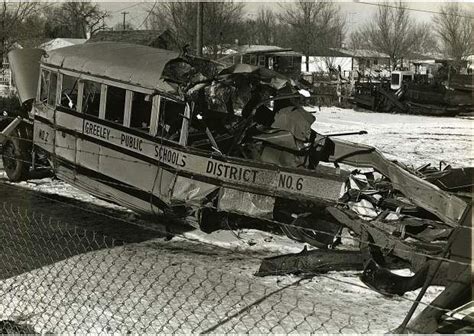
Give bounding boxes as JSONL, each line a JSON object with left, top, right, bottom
{"left": 98, "top": 146, "right": 159, "bottom": 194}
{"left": 56, "top": 111, "right": 83, "bottom": 133}
{"left": 33, "top": 120, "right": 55, "bottom": 154}
{"left": 76, "top": 138, "right": 100, "bottom": 173}
{"left": 152, "top": 168, "right": 176, "bottom": 205}
{"left": 33, "top": 105, "right": 54, "bottom": 124}
{"left": 55, "top": 130, "right": 76, "bottom": 164}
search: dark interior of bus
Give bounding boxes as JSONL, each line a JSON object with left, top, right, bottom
{"left": 130, "top": 92, "right": 152, "bottom": 132}
{"left": 82, "top": 80, "right": 100, "bottom": 117}
{"left": 61, "top": 75, "right": 78, "bottom": 109}
{"left": 105, "top": 86, "right": 126, "bottom": 124}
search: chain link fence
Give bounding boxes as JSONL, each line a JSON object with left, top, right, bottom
{"left": 0, "top": 195, "right": 470, "bottom": 334}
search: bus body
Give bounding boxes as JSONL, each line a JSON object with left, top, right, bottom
{"left": 7, "top": 43, "right": 350, "bottom": 240}
{"left": 3, "top": 42, "right": 469, "bottom": 250}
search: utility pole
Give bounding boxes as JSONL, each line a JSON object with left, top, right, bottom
{"left": 196, "top": 2, "right": 203, "bottom": 56}
{"left": 121, "top": 11, "right": 129, "bottom": 30}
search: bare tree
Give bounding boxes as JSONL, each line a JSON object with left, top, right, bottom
{"left": 254, "top": 8, "right": 277, "bottom": 45}
{"left": 433, "top": 2, "right": 473, "bottom": 63}
{"left": 353, "top": 1, "right": 437, "bottom": 69}
{"left": 146, "top": 2, "right": 245, "bottom": 59}
{"left": 279, "top": 0, "right": 345, "bottom": 72}
{"left": 411, "top": 22, "right": 438, "bottom": 56}
{"left": 45, "top": 1, "right": 109, "bottom": 39}
{"left": 0, "top": 1, "right": 42, "bottom": 62}
{"left": 348, "top": 30, "right": 370, "bottom": 50}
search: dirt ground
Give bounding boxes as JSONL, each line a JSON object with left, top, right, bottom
{"left": 0, "top": 107, "right": 472, "bottom": 333}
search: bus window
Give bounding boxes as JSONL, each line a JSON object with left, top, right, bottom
{"left": 39, "top": 70, "right": 49, "bottom": 103}
{"left": 157, "top": 98, "right": 185, "bottom": 141}
{"left": 130, "top": 92, "right": 152, "bottom": 132}
{"left": 61, "top": 74, "right": 79, "bottom": 110}
{"left": 105, "top": 86, "right": 126, "bottom": 124}
{"left": 82, "top": 80, "right": 101, "bottom": 117}
{"left": 47, "top": 72, "right": 58, "bottom": 106}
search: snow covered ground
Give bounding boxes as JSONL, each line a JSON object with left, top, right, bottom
{"left": 0, "top": 236, "right": 444, "bottom": 334}
{"left": 312, "top": 106, "right": 473, "bottom": 167}
{"left": 1, "top": 107, "right": 472, "bottom": 333}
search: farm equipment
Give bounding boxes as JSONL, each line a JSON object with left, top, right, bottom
{"left": 354, "top": 68, "right": 474, "bottom": 116}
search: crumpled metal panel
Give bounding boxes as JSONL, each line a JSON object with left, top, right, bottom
{"left": 8, "top": 49, "right": 45, "bottom": 104}
{"left": 253, "top": 130, "right": 304, "bottom": 167}
{"left": 330, "top": 138, "right": 469, "bottom": 226}
{"left": 171, "top": 176, "right": 219, "bottom": 204}
{"left": 271, "top": 106, "right": 315, "bottom": 141}
{"left": 218, "top": 188, "right": 275, "bottom": 218}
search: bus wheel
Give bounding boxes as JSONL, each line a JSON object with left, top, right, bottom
{"left": 2, "top": 137, "right": 30, "bottom": 182}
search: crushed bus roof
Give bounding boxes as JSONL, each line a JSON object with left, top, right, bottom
{"left": 43, "top": 42, "right": 181, "bottom": 91}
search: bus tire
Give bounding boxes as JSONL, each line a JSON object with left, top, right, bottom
{"left": 2, "top": 136, "right": 30, "bottom": 182}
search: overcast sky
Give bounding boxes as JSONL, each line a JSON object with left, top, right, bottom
{"left": 100, "top": 1, "right": 474, "bottom": 33}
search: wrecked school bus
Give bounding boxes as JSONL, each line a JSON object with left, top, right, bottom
{"left": 1, "top": 42, "right": 472, "bottom": 331}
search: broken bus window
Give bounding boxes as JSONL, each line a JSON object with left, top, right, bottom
{"left": 82, "top": 80, "right": 100, "bottom": 117}
{"left": 60, "top": 74, "right": 79, "bottom": 110}
{"left": 130, "top": 92, "right": 152, "bottom": 132}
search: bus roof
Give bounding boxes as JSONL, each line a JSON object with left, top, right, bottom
{"left": 43, "top": 42, "right": 180, "bottom": 91}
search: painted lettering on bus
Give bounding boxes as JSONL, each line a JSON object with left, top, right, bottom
{"left": 38, "top": 129, "right": 49, "bottom": 142}
{"left": 206, "top": 161, "right": 258, "bottom": 184}
{"left": 154, "top": 145, "right": 186, "bottom": 167}
{"left": 121, "top": 133, "right": 143, "bottom": 152}
{"left": 84, "top": 121, "right": 110, "bottom": 140}
{"left": 278, "top": 174, "right": 304, "bottom": 191}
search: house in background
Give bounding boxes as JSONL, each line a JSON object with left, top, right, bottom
{"left": 333, "top": 49, "right": 391, "bottom": 73}
{"left": 219, "top": 45, "right": 302, "bottom": 78}
{"left": 39, "top": 38, "right": 87, "bottom": 52}
{"left": 303, "top": 48, "right": 391, "bottom": 79}
{"left": 0, "top": 56, "right": 12, "bottom": 96}
{"left": 301, "top": 49, "right": 352, "bottom": 75}
{"left": 87, "top": 29, "right": 179, "bottom": 51}
{"left": 0, "top": 43, "right": 23, "bottom": 96}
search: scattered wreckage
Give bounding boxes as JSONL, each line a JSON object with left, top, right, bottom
{"left": 1, "top": 42, "right": 472, "bottom": 332}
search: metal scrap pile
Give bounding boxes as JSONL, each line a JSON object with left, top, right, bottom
{"left": 258, "top": 163, "right": 472, "bottom": 307}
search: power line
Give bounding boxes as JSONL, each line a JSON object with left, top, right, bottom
{"left": 136, "top": 1, "right": 157, "bottom": 30}
{"left": 110, "top": 2, "right": 144, "bottom": 14}
{"left": 354, "top": 1, "right": 474, "bottom": 20}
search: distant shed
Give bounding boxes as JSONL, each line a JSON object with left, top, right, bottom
{"left": 87, "top": 29, "right": 179, "bottom": 51}
{"left": 301, "top": 48, "right": 352, "bottom": 74}
{"left": 333, "top": 48, "right": 391, "bottom": 72}
{"left": 219, "top": 45, "right": 302, "bottom": 78}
